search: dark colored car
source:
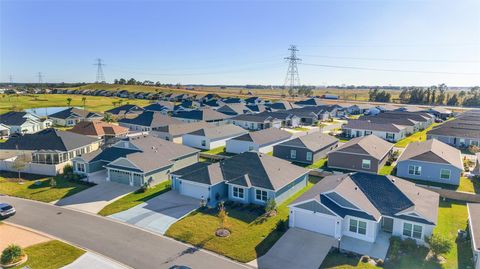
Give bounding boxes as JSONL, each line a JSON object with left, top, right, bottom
{"left": 0, "top": 203, "right": 16, "bottom": 219}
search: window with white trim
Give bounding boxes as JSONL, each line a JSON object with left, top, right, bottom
{"left": 440, "top": 169, "right": 451, "bottom": 180}
{"left": 232, "top": 187, "right": 244, "bottom": 199}
{"left": 290, "top": 150, "right": 297, "bottom": 159}
{"left": 386, "top": 133, "right": 395, "bottom": 140}
{"left": 255, "top": 189, "right": 268, "bottom": 201}
{"left": 364, "top": 130, "right": 372, "bottom": 135}
{"left": 408, "top": 165, "right": 422, "bottom": 176}
{"left": 349, "top": 219, "right": 367, "bottom": 235}
{"left": 306, "top": 152, "right": 313, "bottom": 161}
{"left": 471, "top": 140, "right": 479, "bottom": 146}
{"left": 76, "top": 163, "right": 85, "bottom": 172}
{"left": 402, "top": 223, "right": 422, "bottom": 239}
{"left": 361, "top": 159, "right": 371, "bottom": 169}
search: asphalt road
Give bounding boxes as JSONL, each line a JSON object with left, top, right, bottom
{"left": 1, "top": 196, "right": 249, "bottom": 269}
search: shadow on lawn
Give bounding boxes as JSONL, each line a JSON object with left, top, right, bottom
{"left": 254, "top": 225, "right": 287, "bottom": 259}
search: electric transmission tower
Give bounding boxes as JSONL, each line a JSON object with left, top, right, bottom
{"left": 94, "top": 58, "right": 106, "bottom": 83}
{"left": 283, "top": 45, "right": 301, "bottom": 96}
{"left": 37, "top": 72, "right": 44, "bottom": 84}
{"left": 8, "top": 75, "right": 13, "bottom": 84}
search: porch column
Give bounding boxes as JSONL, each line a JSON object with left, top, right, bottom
{"left": 129, "top": 172, "right": 134, "bottom": 186}
{"left": 106, "top": 169, "right": 110, "bottom": 181}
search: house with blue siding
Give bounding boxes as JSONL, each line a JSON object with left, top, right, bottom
{"left": 171, "top": 152, "right": 309, "bottom": 206}
{"left": 396, "top": 139, "right": 463, "bottom": 186}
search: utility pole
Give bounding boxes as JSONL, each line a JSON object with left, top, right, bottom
{"left": 283, "top": 45, "right": 301, "bottom": 97}
{"left": 94, "top": 58, "right": 106, "bottom": 83}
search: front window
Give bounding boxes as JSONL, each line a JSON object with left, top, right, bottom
{"left": 306, "top": 152, "right": 313, "bottom": 161}
{"left": 364, "top": 131, "right": 372, "bottom": 135}
{"left": 362, "top": 159, "right": 371, "bottom": 169}
{"left": 386, "top": 133, "right": 395, "bottom": 140}
{"left": 248, "top": 146, "right": 254, "bottom": 151}
{"left": 290, "top": 150, "right": 297, "bottom": 159}
{"left": 471, "top": 140, "right": 479, "bottom": 146}
{"left": 440, "top": 169, "right": 451, "bottom": 180}
{"left": 201, "top": 140, "right": 206, "bottom": 147}
{"left": 349, "top": 219, "right": 367, "bottom": 235}
{"left": 232, "top": 187, "right": 244, "bottom": 199}
{"left": 408, "top": 165, "right": 422, "bottom": 176}
{"left": 76, "top": 163, "right": 85, "bottom": 172}
{"left": 403, "top": 223, "right": 423, "bottom": 239}
{"left": 255, "top": 189, "right": 268, "bottom": 201}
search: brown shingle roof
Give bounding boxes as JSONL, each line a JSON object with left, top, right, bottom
{"left": 69, "top": 121, "right": 129, "bottom": 137}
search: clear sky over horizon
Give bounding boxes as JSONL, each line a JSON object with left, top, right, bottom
{"left": 1, "top": 0, "right": 479, "bottom": 86}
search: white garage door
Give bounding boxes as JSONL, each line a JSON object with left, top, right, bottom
{"left": 292, "top": 209, "right": 336, "bottom": 236}
{"left": 180, "top": 181, "right": 210, "bottom": 200}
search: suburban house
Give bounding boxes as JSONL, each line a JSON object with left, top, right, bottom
{"left": 467, "top": 203, "right": 480, "bottom": 269}
{"left": 0, "top": 128, "right": 101, "bottom": 176}
{"left": 273, "top": 132, "right": 339, "bottom": 165}
{"left": 171, "top": 152, "right": 309, "bottom": 206}
{"left": 182, "top": 124, "right": 247, "bottom": 150}
{"left": 245, "top": 96, "right": 263, "bottom": 105}
{"left": 294, "top": 98, "right": 324, "bottom": 107}
{"left": 222, "top": 97, "right": 244, "bottom": 104}
{"left": 49, "top": 107, "right": 103, "bottom": 126}
{"left": 0, "top": 111, "right": 52, "bottom": 135}
{"left": 428, "top": 107, "right": 453, "bottom": 120}
{"left": 289, "top": 172, "right": 439, "bottom": 258}
{"left": 362, "top": 112, "right": 435, "bottom": 131}
{"left": 342, "top": 120, "right": 408, "bottom": 142}
{"left": 105, "top": 104, "right": 144, "bottom": 118}
{"left": 328, "top": 135, "right": 393, "bottom": 173}
{"left": 172, "top": 108, "right": 231, "bottom": 125}
{"left": 267, "top": 101, "right": 299, "bottom": 111}
{"left": 427, "top": 112, "right": 480, "bottom": 148}
{"left": 68, "top": 120, "right": 129, "bottom": 141}
{"left": 72, "top": 135, "right": 199, "bottom": 187}
{"left": 118, "top": 111, "right": 182, "bottom": 132}
{"left": 263, "top": 112, "right": 301, "bottom": 128}
{"left": 151, "top": 122, "right": 210, "bottom": 144}
{"left": 228, "top": 113, "right": 282, "bottom": 131}
{"left": 216, "top": 104, "right": 251, "bottom": 116}
{"left": 245, "top": 104, "right": 270, "bottom": 113}
{"left": 396, "top": 139, "right": 463, "bottom": 185}
{"left": 225, "top": 128, "right": 292, "bottom": 154}
{"left": 143, "top": 101, "right": 175, "bottom": 114}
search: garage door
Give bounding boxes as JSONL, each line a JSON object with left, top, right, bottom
{"left": 292, "top": 209, "right": 336, "bottom": 236}
{"left": 180, "top": 181, "right": 210, "bottom": 200}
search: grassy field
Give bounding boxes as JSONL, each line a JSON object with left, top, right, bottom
{"left": 166, "top": 179, "right": 316, "bottom": 262}
{"left": 0, "top": 173, "right": 91, "bottom": 202}
{"left": 12, "top": 240, "right": 85, "bottom": 269}
{"left": 0, "top": 94, "right": 151, "bottom": 114}
{"left": 98, "top": 180, "right": 171, "bottom": 216}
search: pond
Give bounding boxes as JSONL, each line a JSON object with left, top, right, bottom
{"left": 24, "top": 106, "right": 78, "bottom": 116}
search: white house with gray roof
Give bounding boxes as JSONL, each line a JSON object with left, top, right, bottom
{"left": 289, "top": 172, "right": 439, "bottom": 259}
{"left": 226, "top": 128, "right": 292, "bottom": 154}
{"left": 0, "top": 111, "right": 52, "bottom": 135}
{"left": 182, "top": 124, "right": 248, "bottom": 150}
{"left": 228, "top": 113, "right": 282, "bottom": 130}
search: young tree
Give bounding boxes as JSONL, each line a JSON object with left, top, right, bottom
{"left": 425, "top": 234, "right": 452, "bottom": 259}
{"left": 11, "top": 154, "right": 26, "bottom": 181}
{"left": 265, "top": 198, "right": 277, "bottom": 215}
{"left": 66, "top": 97, "right": 72, "bottom": 107}
{"left": 81, "top": 97, "right": 87, "bottom": 111}
{"left": 218, "top": 202, "right": 228, "bottom": 230}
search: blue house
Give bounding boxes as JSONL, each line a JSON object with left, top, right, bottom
{"left": 396, "top": 139, "right": 463, "bottom": 185}
{"left": 171, "top": 152, "right": 309, "bottom": 206}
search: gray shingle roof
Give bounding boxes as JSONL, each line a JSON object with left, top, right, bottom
{"left": 277, "top": 132, "right": 338, "bottom": 152}
{"left": 397, "top": 139, "right": 463, "bottom": 169}
{"left": 332, "top": 135, "right": 393, "bottom": 160}
{"left": 105, "top": 105, "right": 144, "bottom": 115}
{"left": 343, "top": 120, "right": 407, "bottom": 132}
{"left": 186, "top": 124, "right": 247, "bottom": 140}
{"left": 231, "top": 128, "right": 292, "bottom": 145}
{"left": 153, "top": 122, "right": 210, "bottom": 137}
{"left": 173, "top": 108, "right": 230, "bottom": 121}
{"left": 0, "top": 112, "right": 35, "bottom": 125}
{"left": 467, "top": 203, "right": 480, "bottom": 251}
{"left": 49, "top": 107, "right": 103, "bottom": 120}
{"left": 119, "top": 112, "right": 181, "bottom": 127}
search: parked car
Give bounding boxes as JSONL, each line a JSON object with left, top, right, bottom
{"left": 0, "top": 203, "right": 16, "bottom": 219}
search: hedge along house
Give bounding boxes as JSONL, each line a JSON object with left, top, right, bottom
{"left": 328, "top": 135, "right": 393, "bottom": 174}
{"left": 289, "top": 173, "right": 439, "bottom": 259}
{"left": 48, "top": 107, "right": 103, "bottom": 127}
{"left": 273, "top": 132, "right": 339, "bottom": 165}
{"left": 118, "top": 111, "right": 182, "bottom": 132}
{"left": 396, "top": 139, "right": 463, "bottom": 186}
{"left": 171, "top": 152, "right": 309, "bottom": 206}
{"left": 225, "top": 128, "right": 292, "bottom": 154}
{"left": 72, "top": 135, "right": 199, "bottom": 187}
{"left": 182, "top": 124, "right": 248, "bottom": 150}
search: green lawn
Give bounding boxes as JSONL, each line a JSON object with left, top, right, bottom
{"left": 165, "top": 180, "right": 316, "bottom": 262}
{"left": 306, "top": 158, "right": 328, "bottom": 169}
{"left": 12, "top": 240, "right": 85, "bottom": 269}
{"left": 0, "top": 173, "right": 92, "bottom": 202}
{"left": 394, "top": 123, "right": 441, "bottom": 148}
{"left": 293, "top": 127, "right": 310, "bottom": 131}
{"left": 320, "top": 200, "right": 472, "bottom": 269}
{"left": 457, "top": 176, "right": 480, "bottom": 194}
{"left": 98, "top": 180, "right": 171, "bottom": 216}
{"left": 202, "top": 146, "right": 226, "bottom": 155}
{"left": 0, "top": 94, "right": 150, "bottom": 114}
{"left": 379, "top": 164, "right": 395, "bottom": 175}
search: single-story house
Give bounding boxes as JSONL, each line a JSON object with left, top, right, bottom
{"left": 0, "top": 123, "right": 9, "bottom": 139}
{"left": 118, "top": 111, "right": 182, "bottom": 132}
{"left": 68, "top": 120, "right": 129, "bottom": 141}
{"left": 0, "top": 111, "right": 52, "bottom": 135}
{"left": 49, "top": 107, "right": 103, "bottom": 126}
{"left": 289, "top": 172, "right": 439, "bottom": 257}
{"left": 427, "top": 113, "right": 480, "bottom": 148}
{"left": 73, "top": 135, "right": 199, "bottom": 187}
{"left": 171, "top": 152, "right": 309, "bottom": 206}
{"left": 342, "top": 120, "right": 408, "bottom": 142}
{"left": 172, "top": 108, "right": 231, "bottom": 125}
{"left": 216, "top": 104, "right": 251, "bottom": 116}
{"left": 263, "top": 112, "right": 301, "bottom": 128}
{"left": 151, "top": 122, "right": 210, "bottom": 144}
{"left": 467, "top": 203, "right": 480, "bottom": 269}
{"left": 226, "top": 128, "right": 292, "bottom": 154}
{"left": 182, "top": 124, "right": 248, "bottom": 150}
{"left": 428, "top": 107, "right": 453, "bottom": 120}
{"left": 0, "top": 128, "right": 101, "bottom": 176}
{"left": 222, "top": 97, "right": 244, "bottom": 104}
{"left": 267, "top": 101, "right": 299, "bottom": 111}
{"left": 328, "top": 135, "right": 393, "bottom": 173}
{"left": 273, "top": 132, "right": 339, "bottom": 165}
{"left": 228, "top": 113, "right": 282, "bottom": 131}
{"left": 245, "top": 96, "right": 263, "bottom": 105}
{"left": 105, "top": 104, "right": 144, "bottom": 118}
{"left": 143, "top": 101, "right": 175, "bottom": 114}
{"left": 294, "top": 98, "right": 324, "bottom": 107}
{"left": 396, "top": 139, "right": 463, "bottom": 185}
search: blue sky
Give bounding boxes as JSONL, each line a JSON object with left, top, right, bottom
{"left": 1, "top": 0, "right": 479, "bottom": 86}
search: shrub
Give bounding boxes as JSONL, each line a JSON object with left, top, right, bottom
{"left": 275, "top": 219, "right": 288, "bottom": 232}
{"left": 376, "top": 259, "right": 384, "bottom": 266}
{"left": 1, "top": 244, "right": 24, "bottom": 265}
{"left": 360, "top": 255, "right": 370, "bottom": 263}
{"left": 388, "top": 236, "right": 402, "bottom": 260}
{"left": 63, "top": 164, "right": 73, "bottom": 175}
{"left": 425, "top": 234, "right": 452, "bottom": 258}
{"left": 265, "top": 198, "right": 276, "bottom": 214}
{"left": 402, "top": 238, "right": 418, "bottom": 253}
{"left": 49, "top": 177, "right": 57, "bottom": 188}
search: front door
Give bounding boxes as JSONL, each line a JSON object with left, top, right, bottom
{"left": 381, "top": 217, "right": 394, "bottom": 233}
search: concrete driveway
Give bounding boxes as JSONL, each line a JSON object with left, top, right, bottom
{"left": 56, "top": 171, "right": 136, "bottom": 214}
{"left": 256, "top": 228, "right": 337, "bottom": 269}
{"left": 109, "top": 191, "right": 200, "bottom": 235}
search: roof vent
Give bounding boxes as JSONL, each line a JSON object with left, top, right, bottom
{"left": 391, "top": 179, "right": 395, "bottom": 183}
{"left": 354, "top": 187, "right": 358, "bottom": 190}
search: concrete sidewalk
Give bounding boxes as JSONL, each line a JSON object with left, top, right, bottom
{"left": 62, "top": 252, "right": 128, "bottom": 269}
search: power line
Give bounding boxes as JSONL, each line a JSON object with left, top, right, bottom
{"left": 94, "top": 58, "right": 106, "bottom": 83}
{"left": 302, "top": 54, "right": 480, "bottom": 64}
{"left": 284, "top": 45, "right": 301, "bottom": 95}
{"left": 301, "top": 62, "right": 480, "bottom": 75}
